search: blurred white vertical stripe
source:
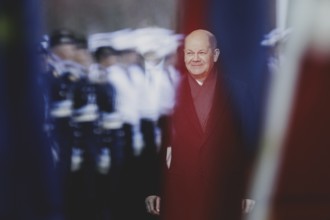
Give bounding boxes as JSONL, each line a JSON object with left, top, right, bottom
{"left": 276, "top": 0, "right": 288, "bottom": 30}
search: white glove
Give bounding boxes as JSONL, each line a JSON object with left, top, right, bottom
{"left": 71, "top": 148, "right": 83, "bottom": 172}
{"left": 97, "top": 148, "right": 111, "bottom": 174}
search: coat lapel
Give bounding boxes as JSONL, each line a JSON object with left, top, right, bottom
{"left": 201, "top": 75, "right": 231, "bottom": 147}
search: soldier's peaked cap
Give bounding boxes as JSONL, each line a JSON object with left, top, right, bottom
{"left": 49, "top": 28, "right": 77, "bottom": 48}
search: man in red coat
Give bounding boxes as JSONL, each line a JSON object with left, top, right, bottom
{"left": 146, "top": 29, "right": 249, "bottom": 220}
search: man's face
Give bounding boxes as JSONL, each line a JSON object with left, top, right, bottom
{"left": 101, "top": 55, "right": 118, "bottom": 68}
{"left": 184, "top": 34, "right": 219, "bottom": 79}
{"left": 52, "top": 44, "right": 77, "bottom": 61}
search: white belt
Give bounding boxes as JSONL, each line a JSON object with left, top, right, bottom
{"left": 73, "top": 112, "right": 98, "bottom": 122}
{"left": 101, "top": 112, "right": 123, "bottom": 129}
{"left": 50, "top": 100, "right": 73, "bottom": 118}
{"left": 72, "top": 104, "right": 99, "bottom": 122}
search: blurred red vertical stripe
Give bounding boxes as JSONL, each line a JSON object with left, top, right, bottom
{"left": 177, "top": 0, "right": 210, "bottom": 34}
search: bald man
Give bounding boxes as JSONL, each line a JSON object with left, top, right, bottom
{"left": 145, "top": 29, "right": 249, "bottom": 220}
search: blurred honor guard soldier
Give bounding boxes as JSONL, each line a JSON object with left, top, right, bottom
{"left": 89, "top": 39, "right": 126, "bottom": 219}
{"left": 106, "top": 29, "right": 145, "bottom": 159}
{"left": 102, "top": 30, "right": 146, "bottom": 219}
{"left": 130, "top": 27, "right": 182, "bottom": 220}
{"left": 134, "top": 27, "right": 182, "bottom": 154}
{"left": 42, "top": 28, "right": 89, "bottom": 219}
{"left": 68, "top": 57, "right": 99, "bottom": 220}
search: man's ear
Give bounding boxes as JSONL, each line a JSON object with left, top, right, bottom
{"left": 213, "top": 48, "right": 220, "bottom": 62}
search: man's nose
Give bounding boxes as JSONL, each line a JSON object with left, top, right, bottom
{"left": 192, "top": 54, "right": 200, "bottom": 61}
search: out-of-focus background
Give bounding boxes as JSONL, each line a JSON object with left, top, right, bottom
{"left": 42, "top": 0, "right": 178, "bottom": 34}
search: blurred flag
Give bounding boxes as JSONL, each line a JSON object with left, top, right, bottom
{"left": 0, "top": 0, "right": 62, "bottom": 219}
{"left": 247, "top": 1, "right": 330, "bottom": 219}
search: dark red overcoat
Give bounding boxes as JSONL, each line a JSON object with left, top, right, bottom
{"left": 161, "top": 74, "right": 246, "bottom": 220}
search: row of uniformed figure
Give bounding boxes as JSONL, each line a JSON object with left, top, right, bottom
{"left": 39, "top": 28, "right": 181, "bottom": 220}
